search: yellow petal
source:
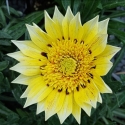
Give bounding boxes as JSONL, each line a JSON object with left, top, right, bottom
{"left": 74, "top": 87, "right": 92, "bottom": 106}
{"left": 82, "top": 103, "right": 92, "bottom": 116}
{"left": 82, "top": 15, "right": 99, "bottom": 45}
{"left": 10, "top": 63, "right": 41, "bottom": 76}
{"left": 89, "top": 34, "right": 108, "bottom": 56}
{"left": 72, "top": 99, "right": 81, "bottom": 124}
{"left": 26, "top": 24, "right": 51, "bottom": 52}
{"left": 24, "top": 86, "right": 52, "bottom": 108}
{"left": 69, "top": 12, "right": 82, "bottom": 41}
{"left": 45, "top": 90, "right": 65, "bottom": 120}
{"left": 53, "top": 6, "right": 64, "bottom": 22}
{"left": 8, "top": 51, "right": 47, "bottom": 66}
{"left": 85, "top": 82, "right": 99, "bottom": 108}
{"left": 92, "top": 74, "right": 112, "bottom": 93}
{"left": 45, "top": 11, "right": 62, "bottom": 40}
{"left": 97, "top": 93, "right": 102, "bottom": 103}
{"left": 11, "top": 40, "right": 43, "bottom": 59}
{"left": 94, "top": 58, "right": 113, "bottom": 76}
{"left": 98, "top": 18, "right": 109, "bottom": 34}
{"left": 53, "top": 6, "right": 64, "bottom": 30}
{"left": 20, "top": 75, "right": 44, "bottom": 98}
{"left": 62, "top": 6, "right": 74, "bottom": 39}
{"left": 97, "top": 45, "right": 121, "bottom": 60}
{"left": 12, "top": 74, "right": 30, "bottom": 85}
{"left": 37, "top": 99, "right": 45, "bottom": 114}
{"left": 57, "top": 93, "right": 72, "bottom": 124}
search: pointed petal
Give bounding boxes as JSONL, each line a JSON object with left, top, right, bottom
{"left": 24, "top": 86, "right": 52, "bottom": 108}
{"left": 85, "top": 82, "right": 99, "bottom": 108}
{"left": 45, "top": 11, "right": 62, "bottom": 40}
{"left": 93, "top": 58, "right": 113, "bottom": 76}
{"left": 37, "top": 99, "right": 45, "bottom": 114}
{"left": 12, "top": 74, "right": 30, "bottom": 85}
{"left": 62, "top": 6, "right": 74, "bottom": 39}
{"left": 10, "top": 63, "right": 41, "bottom": 76}
{"left": 98, "top": 18, "right": 109, "bottom": 34}
{"left": 89, "top": 34, "right": 108, "bottom": 56}
{"left": 20, "top": 75, "right": 44, "bottom": 98}
{"left": 93, "top": 74, "right": 112, "bottom": 93}
{"left": 97, "top": 93, "right": 102, "bottom": 103}
{"left": 97, "top": 45, "right": 121, "bottom": 60}
{"left": 82, "top": 15, "right": 99, "bottom": 45}
{"left": 69, "top": 12, "right": 82, "bottom": 41}
{"left": 45, "top": 90, "right": 65, "bottom": 120}
{"left": 72, "top": 99, "right": 81, "bottom": 124}
{"left": 74, "top": 87, "right": 92, "bottom": 107}
{"left": 57, "top": 93, "right": 72, "bottom": 124}
{"left": 26, "top": 24, "right": 51, "bottom": 51}
{"left": 8, "top": 51, "right": 47, "bottom": 66}
{"left": 53, "top": 6, "right": 64, "bottom": 26}
{"left": 11, "top": 40, "right": 43, "bottom": 59}
{"left": 81, "top": 103, "right": 92, "bottom": 116}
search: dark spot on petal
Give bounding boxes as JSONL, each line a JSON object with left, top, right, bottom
{"left": 41, "top": 73, "right": 43, "bottom": 76}
{"left": 89, "top": 50, "right": 92, "bottom": 54}
{"left": 91, "top": 65, "right": 96, "bottom": 69}
{"left": 47, "top": 44, "right": 52, "bottom": 47}
{"left": 68, "top": 37, "right": 70, "bottom": 40}
{"left": 46, "top": 84, "right": 49, "bottom": 86}
{"left": 89, "top": 73, "right": 93, "bottom": 79}
{"left": 74, "top": 39, "right": 77, "bottom": 43}
{"left": 58, "top": 89, "right": 62, "bottom": 92}
{"left": 66, "top": 89, "right": 69, "bottom": 95}
{"left": 62, "top": 36, "right": 65, "bottom": 40}
{"left": 57, "top": 38, "right": 60, "bottom": 41}
{"left": 88, "top": 79, "right": 90, "bottom": 83}
{"left": 41, "top": 52, "right": 48, "bottom": 58}
{"left": 80, "top": 40, "right": 84, "bottom": 44}
{"left": 81, "top": 84, "right": 86, "bottom": 88}
{"left": 76, "top": 86, "right": 79, "bottom": 91}
{"left": 39, "top": 59, "right": 41, "bottom": 61}
{"left": 53, "top": 87, "right": 55, "bottom": 90}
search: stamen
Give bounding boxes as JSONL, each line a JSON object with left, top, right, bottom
{"left": 88, "top": 79, "right": 90, "bottom": 83}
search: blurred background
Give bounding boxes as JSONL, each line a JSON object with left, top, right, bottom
{"left": 0, "top": 0, "right": 125, "bottom": 125}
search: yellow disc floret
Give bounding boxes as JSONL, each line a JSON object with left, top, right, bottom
{"left": 60, "top": 57, "right": 77, "bottom": 76}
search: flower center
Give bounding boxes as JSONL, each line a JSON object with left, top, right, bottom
{"left": 60, "top": 57, "right": 77, "bottom": 76}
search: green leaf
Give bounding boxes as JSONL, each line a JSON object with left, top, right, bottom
{"left": 0, "top": 30, "right": 12, "bottom": 38}
{"left": 62, "top": 0, "right": 71, "bottom": 10}
{"left": 0, "top": 39, "right": 11, "bottom": 46}
{"left": 0, "top": 72, "right": 4, "bottom": 82}
{"left": 107, "top": 81, "right": 122, "bottom": 93}
{"left": 0, "top": 8, "right": 6, "bottom": 27}
{"left": 108, "top": 28, "right": 125, "bottom": 40}
{"left": 102, "top": 0, "right": 125, "bottom": 9}
{"left": 106, "top": 11, "right": 125, "bottom": 19}
{"left": 81, "top": 0, "right": 100, "bottom": 22}
{"left": 2, "top": 5, "right": 23, "bottom": 17}
{"left": 0, "top": 61, "right": 9, "bottom": 71}
{"left": 6, "top": 11, "right": 44, "bottom": 39}
{"left": 12, "top": 85, "right": 25, "bottom": 105}
{"left": 73, "top": 0, "right": 81, "bottom": 15}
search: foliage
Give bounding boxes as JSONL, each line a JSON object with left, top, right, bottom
{"left": 0, "top": 0, "right": 125, "bottom": 124}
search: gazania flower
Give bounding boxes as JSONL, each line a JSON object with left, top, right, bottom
{"left": 8, "top": 6, "right": 120, "bottom": 124}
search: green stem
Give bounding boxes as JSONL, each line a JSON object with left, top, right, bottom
{"left": 113, "top": 110, "right": 125, "bottom": 118}
{"left": 102, "top": 117, "right": 109, "bottom": 125}
{"left": 112, "top": 117, "right": 125, "bottom": 125}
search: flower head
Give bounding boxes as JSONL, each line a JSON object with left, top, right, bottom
{"left": 8, "top": 6, "right": 120, "bottom": 124}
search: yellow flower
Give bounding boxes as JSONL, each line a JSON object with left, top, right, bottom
{"left": 8, "top": 6, "right": 120, "bottom": 124}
